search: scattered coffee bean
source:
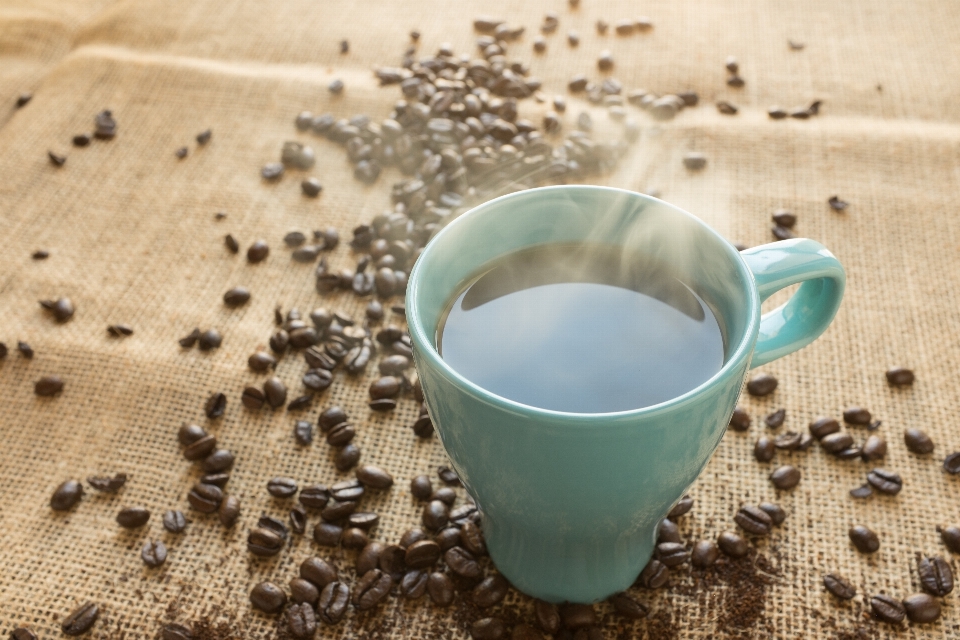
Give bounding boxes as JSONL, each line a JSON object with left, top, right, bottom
{"left": 198, "top": 329, "right": 222, "bottom": 350}
{"left": 183, "top": 433, "right": 216, "bottom": 460}
{"left": 771, "top": 209, "right": 797, "bottom": 228}
{"left": 917, "top": 556, "right": 953, "bottom": 596}
{"left": 668, "top": 495, "right": 694, "bottom": 519}
{"left": 250, "top": 581, "right": 286, "bottom": 613}
{"left": 334, "top": 444, "right": 361, "bottom": 471}
{"left": 195, "top": 128, "right": 211, "bottom": 145}
{"left": 326, "top": 422, "right": 355, "bottom": 446}
{"left": 828, "top": 195, "right": 849, "bottom": 211}
{"left": 301, "top": 177, "right": 323, "bottom": 197}
{"left": 106, "top": 324, "right": 133, "bottom": 337}
{"left": 772, "top": 225, "right": 795, "bottom": 240}
{"left": 691, "top": 540, "right": 719, "bottom": 567}
{"left": 823, "top": 574, "right": 856, "bottom": 600}
{"left": 223, "top": 286, "right": 250, "bottom": 307}
{"left": 768, "top": 106, "right": 788, "bottom": 119}
{"left": 248, "top": 351, "right": 277, "bottom": 372}
{"left": 438, "top": 466, "right": 461, "bottom": 486}
{"left": 729, "top": 406, "right": 750, "bottom": 431}
{"left": 116, "top": 506, "right": 150, "bottom": 528}
{"left": 445, "top": 546, "right": 481, "bottom": 578}
{"left": 264, "top": 377, "right": 287, "bottom": 408}
{"left": 944, "top": 452, "right": 960, "bottom": 475}
{"left": 204, "top": 392, "right": 226, "bottom": 418}
{"left": 354, "top": 569, "right": 393, "bottom": 610}
{"left": 657, "top": 542, "right": 690, "bottom": 567}
{"left": 174, "top": 147, "right": 188, "bottom": 159}
{"left": 849, "top": 525, "right": 880, "bottom": 553}
{"left": 735, "top": 505, "right": 773, "bottom": 535}
{"left": 472, "top": 574, "right": 509, "bottom": 607}
{"left": 288, "top": 394, "right": 312, "bottom": 411}
{"left": 885, "top": 367, "right": 914, "bottom": 385}
{"left": 716, "top": 101, "right": 738, "bottom": 115}
{"left": 939, "top": 526, "right": 960, "bottom": 553}
{"left": 317, "top": 581, "right": 350, "bottom": 624}
{"left": 471, "top": 618, "right": 505, "bottom": 640}
{"left": 422, "top": 500, "right": 449, "bottom": 530}
{"left": 821, "top": 432, "right": 853, "bottom": 454}
{"left": 163, "top": 510, "right": 187, "bottom": 533}
{"left": 774, "top": 432, "right": 802, "bottom": 450}
{"left": 248, "top": 527, "right": 284, "bottom": 556}
{"left": 770, "top": 465, "right": 801, "bottom": 490}
{"left": 161, "top": 623, "right": 194, "bottom": 640}
{"left": 764, "top": 408, "right": 786, "bottom": 428}
{"left": 902, "top": 592, "right": 940, "bottom": 624}
{"left": 717, "top": 531, "right": 749, "bottom": 557}
{"left": 51, "top": 480, "right": 83, "bottom": 511}
{"left": 187, "top": 483, "right": 222, "bottom": 513}
{"left": 747, "top": 373, "right": 777, "bottom": 396}
{"left": 262, "top": 162, "right": 284, "bottom": 180}
{"left": 560, "top": 603, "right": 597, "bottom": 629}
{"left": 35, "top": 375, "right": 64, "bottom": 396}
{"left": 141, "top": 540, "right": 167, "bottom": 567}
{"left": 843, "top": 406, "right": 871, "bottom": 425}
{"left": 61, "top": 602, "right": 99, "bottom": 636}
{"left": 179, "top": 328, "right": 201, "bottom": 348}
{"left": 870, "top": 594, "right": 905, "bottom": 624}
{"left": 754, "top": 436, "right": 775, "bottom": 462}
{"left": 72, "top": 134, "right": 91, "bottom": 147}
{"left": 866, "top": 468, "right": 901, "bottom": 495}
{"left": 861, "top": 435, "right": 887, "bottom": 461}
{"left": 904, "top": 428, "right": 934, "bottom": 454}
{"left": 286, "top": 603, "right": 317, "bottom": 639}
{"left": 94, "top": 109, "right": 116, "bottom": 139}
{"left": 682, "top": 152, "right": 707, "bottom": 170}
{"left": 405, "top": 539, "right": 442, "bottom": 569}
{"left": 219, "top": 495, "right": 241, "bottom": 527}
{"left": 758, "top": 502, "right": 786, "bottom": 525}
{"left": 849, "top": 484, "right": 873, "bottom": 498}
{"left": 17, "top": 341, "right": 33, "bottom": 359}
{"left": 658, "top": 519, "right": 681, "bottom": 544}
{"left": 87, "top": 473, "right": 127, "bottom": 493}
{"left": 637, "top": 558, "right": 668, "bottom": 588}
{"left": 411, "top": 475, "right": 433, "bottom": 500}
{"left": 48, "top": 150, "right": 66, "bottom": 166}
{"left": 432, "top": 487, "right": 456, "bottom": 505}
{"left": 201, "top": 473, "right": 229, "bottom": 488}
{"left": 535, "top": 600, "right": 561, "bottom": 633}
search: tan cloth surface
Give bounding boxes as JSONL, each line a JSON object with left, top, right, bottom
{"left": 2, "top": 0, "right": 960, "bottom": 638}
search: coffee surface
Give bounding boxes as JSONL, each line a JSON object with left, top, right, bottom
{"left": 438, "top": 243, "right": 725, "bottom": 413}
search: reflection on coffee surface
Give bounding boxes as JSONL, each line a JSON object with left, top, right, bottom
{"left": 438, "top": 243, "right": 724, "bottom": 413}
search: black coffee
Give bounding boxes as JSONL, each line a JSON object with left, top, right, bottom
{"left": 438, "top": 243, "right": 724, "bottom": 413}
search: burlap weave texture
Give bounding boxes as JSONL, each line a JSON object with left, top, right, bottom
{"left": 1, "top": 0, "right": 960, "bottom": 638}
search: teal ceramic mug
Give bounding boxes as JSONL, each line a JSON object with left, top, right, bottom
{"left": 407, "top": 185, "right": 844, "bottom": 603}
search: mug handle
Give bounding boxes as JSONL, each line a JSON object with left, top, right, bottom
{"left": 740, "top": 238, "right": 846, "bottom": 368}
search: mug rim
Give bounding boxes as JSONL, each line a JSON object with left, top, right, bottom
{"left": 407, "top": 185, "right": 760, "bottom": 422}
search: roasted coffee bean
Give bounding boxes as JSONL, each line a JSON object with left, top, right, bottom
{"left": 217, "top": 495, "right": 240, "bottom": 527}
{"left": 432, "top": 487, "right": 456, "bottom": 505}
{"left": 821, "top": 432, "right": 853, "bottom": 454}
{"left": 331, "top": 479, "right": 364, "bottom": 501}
{"left": 35, "top": 375, "right": 64, "bottom": 396}
{"left": 460, "top": 521, "right": 487, "bottom": 557}
{"left": 288, "top": 505, "right": 307, "bottom": 534}
{"left": 0, "top": 342, "right": 6, "bottom": 359}
{"left": 668, "top": 495, "right": 694, "bottom": 519}
{"left": 378, "top": 355, "right": 411, "bottom": 377}
{"left": 288, "top": 395, "right": 312, "bottom": 411}
{"left": 369, "top": 376, "right": 400, "bottom": 399}
{"left": 754, "top": 436, "right": 775, "bottom": 462}
{"left": 284, "top": 231, "right": 307, "bottom": 248}
{"left": 400, "top": 569, "right": 428, "bottom": 599}
{"left": 450, "top": 502, "right": 479, "bottom": 526}
{"left": 348, "top": 512, "right": 379, "bottom": 531}
{"left": 256, "top": 515, "right": 288, "bottom": 539}
{"left": 334, "top": 444, "right": 361, "bottom": 471}
{"left": 174, "top": 147, "right": 188, "bottom": 159}
{"left": 866, "top": 468, "right": 902, "bottom": 495}
{"left": 682, "top": 153, "right": 707, "bottom": 170}
{"left": 828, "top": 195, "right": 849, "bottom": 211}
{"left": 735, "top": 505, "right": 773, "bottom": 535}
{"left": 201, "top": 473, "right": 229, "bottom": 488}
{"left": 179, "top": 328, "right": 201, "bottom": 348}
{"left": 270, "top": 330, "right": 289, "bottom": 353}
{"left": 378, "top": 544, "right": 406, "bottom": 576}
{"left": 765, "top": 408, "right": 786, "bottom": 428}
{"left": 658, "top": 519, "right": 681, "bottom": 544}
{"left": 318, "top": 406, "right": 347, "bottom": 430}
{"left": 61, "top": 602, "right": 99, "bottom": 636}
{"left": 248, "top": 527, "right": 284, "bottom": 556}
{"left": 326, "top": 422, "right": 355, "bottom": 446}
{"left": 293, "top": 420, "right": 313, "bottom": 446}
{"left": 93, "top": 109, "right": 116, "bottom": 139}
{"left": 870, "top": 594, "right": 905, "bottom": 624}
{"left": 849, "top": 525, "right": 880, "bottom": 553}
{"left": 729, "top": 406, "right": 751, "bottom": 431}
{"left": 774, "top": 432, "right": 802, "bottom": 450}
{"left": 201, "top": 449, "right": 234, "bottom": 473}
{"left": 161, "top": 623, "right": 194, "bottom": 640}
{"left": 399, "top": 528, "right": 428, "bottom": 549}
{"left": 163, "top": 510, "right": 187, "bottom": 533}
{"left": 885, "top": 367, "right": 914, "bottom": 386}
{"left": 368, "top": 398, "right": 397, "bottom": 411}
{"left": 717, "top": 100, "right": 738, "bottom": 115}
{"left": 17, "top": 341, "right": 33, "bottom": 359}
{"left": 289, "top": 327, "right": 319, "bottom": 348}
{"left": 301, "top": 177, "right": 323, "bottom": 197}
{"left": 341, "top": 527, "right": 368, "bottom": 549}
{"left": 365, "top": 300, "right": 384, "bottom": 321}
{"left": 141, "top": 540, "right": 167, "bottom": 567}
{"left": 39, "top": 297, "right": 74, "bottom": 322}
{"left": 305, "top": 345, "right": 335, "bottom": 369}
{"left": 423, "top": 500, "right": 449, "bottom": 530}
{"left": 823, "top": 574, "right": 856, "bottom": 600}
{"left": 772, "top": 209, "right": 797, "bottom": 228}
{"left": 606, "top": 592, "right": 648, "bottom": 620}
{"left": 436, "top": 527, "right": 462, "bottom": 551}
{"left": 438, "top": 466, "right": 461, "bottom": 486}
{"left": 691, "top": 540, "right": 719, "bottom": 568}
{"left": 904, "top": 428, "right": 934, "bottom": 454}
{"left": 87, "top": 473, "right": 127, "bottom": 493}
{"left": 297, "top": 556, "right": 337, "bottom": 589}
{"left": 116, "top": 506, "right": 150, "bottom": 528}
{"left": 837, "top": 445, "right": 863, "bottom": 459}
{"left": 357, "top": 542, "right": 385, "bottom": 576}
{"left": 411, "top": 475, "right": 433, "bottom": 500}
{"left": 717, "top": 531, "right": 748, "bottom": 557}
{"left": 940, "top": 525, "right": 960, "bottom": 553}
{"left": 222, "top": 286, "right": 250, "bottom": 307}
{"left": 263, "top": 377, "right": 287, "bottom": 408}
{"left": 861, "top": 435, "right": 887, "bottom": 461}
{"left": 533, "top": 600, "right": 561, "bottom": 634}
{"left": 471, "top": 618, "right": 505, "bottom": 640}
{"left": 248, "top": 351, "right": 276, "bottom": 372}
{"left": 850, "top": 484, "right": 873, "bottom": 498}
{"left": 413, "top": 414, "right": 435, "bottom": 437}
{"left": 657, "top": 542, "right": 690, "bottom": 567}
{"left": 241, "top": 386, "right": 265, "bottom": 410}
{"left": 187, "top": 483, "right": 222, "bottom": 513}
{"left": 843, "top": 406, "right": 871, "bottom": 425}
{"left": 637, "top": 558, "right": 668, "bottom": 589}
{"left": 770, "top": 465, "right": 801, "bottom": 490}
{"left": 445, "top": 546, "right": 481, "bottom": 578}
{"left": 746, "top": 373, "right": 777, "bottom": 396}
{"left": 354, "top": 569, "right": 393, "bottom": 610}
{"left": 560, "top": 603, "right": 597, "bottom": 629}
{"left": 903, "top": 592, "right": 940, "bottom": 623}
{"left": 286, "top": 602, "right": 317, "bottom": 639}
{"left": 317, "top": 581, "right": 350, "bottom": 624}
{"left": 944, "top": 452, "right": 960, "bottom": 475}
{"left": 183, "top": 433, "right": 217, "bottom": 460}
{"left": 71, "top": 133, "right": 91, "bottom": 147}
{"left": 299, "top": 483, "right": 330, "bottom": 510}
{"left": 247, "top": 240, "right": 269, "bottom": 263}
{"left": 224, "top": 234, "right": 239, "bottom": 253}
{"left": 321, "top": 499, "right": 358, "bottom": 522}
{"left": 302, "top": 369, "right": 333, "bottom": 393}
{"left": 196, "top": 128, "right": 211, "bottom": 145}
{"left": 403, "top": 539, "right": 441, "bottom": 569}
{"left": 759, "top": 502, "right": 786, "bottom": 525}
{"left": 472, "top": 574, "right": 509, "bottom": 607}
{"left": 356, "top": 464, "right": 394, "bottom": 489}
{"left": 250, "top": 581, "right": 286, "bottom": 613}
{"left": 204, "top": 392, "right": 227, "bottom": 418}
{"left": 51, "top": 480, "right": 83, "bottom": 511}
{"left": 918, "top": 556, "right": 953, "bottom": 596}
{"left": 425, "top": 574, "right": 453, "bottom": 608}
{"left": 106, "top": 324, "right": 133, "bottom": 337}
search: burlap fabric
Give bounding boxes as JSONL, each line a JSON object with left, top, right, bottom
{"left": 2, "top": 0, "right": 960, "bottom": 637}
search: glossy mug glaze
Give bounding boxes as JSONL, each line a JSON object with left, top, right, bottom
{"left": 407, "top": 186, "right": 845, "bottom": 603}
